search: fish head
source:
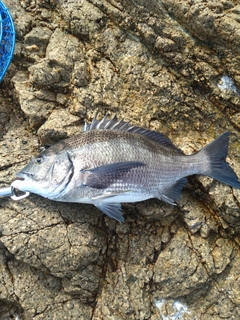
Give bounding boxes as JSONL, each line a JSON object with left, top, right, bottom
{"left": 12, "top": 142, "right": 74, "bottom": 199}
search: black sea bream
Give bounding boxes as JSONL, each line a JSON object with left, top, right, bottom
{"left": 11, "top": 116, "right": 240, "bottom": 222}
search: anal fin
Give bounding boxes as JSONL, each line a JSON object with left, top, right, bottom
{"left": 160, "top": 178, "right": 187, "bottom": 205}
{"left": 94, "top": 203, "right": 124, "bottom": 222}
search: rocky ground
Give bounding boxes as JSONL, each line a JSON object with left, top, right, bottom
{"left": 0, "top": 0, "right": 240, "bottom": 319}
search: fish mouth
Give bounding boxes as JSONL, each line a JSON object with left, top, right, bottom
{"left": 15, "top": 171, "right": 34, "bottom": 180}
{"left": 14, "top": 177, "right": 24, "bottom": 181}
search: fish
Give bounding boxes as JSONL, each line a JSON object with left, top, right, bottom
{"left": 11, "top": 115, "right": 240, "bottom": 222}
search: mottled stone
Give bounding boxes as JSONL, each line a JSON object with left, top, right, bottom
{"left": 0, "top": 0, "right": 240, "bottom": 319}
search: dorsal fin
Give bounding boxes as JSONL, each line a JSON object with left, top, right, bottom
{"left": 83, "top": 115, "right": 183, "bottom": 154}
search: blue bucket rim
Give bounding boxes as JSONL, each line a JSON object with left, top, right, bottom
{"left": 0, "top": 1, "right": 16, "bottom": 81}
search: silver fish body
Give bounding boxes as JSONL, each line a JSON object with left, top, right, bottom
{"left": 12, "top": 116, "right": 240, "bottom": 222}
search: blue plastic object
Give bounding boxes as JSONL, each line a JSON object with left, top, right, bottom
{"left": 0, "top": 1, "right": 16, "bottom": 81}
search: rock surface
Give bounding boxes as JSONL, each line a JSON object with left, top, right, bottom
{"left": 0, "top": 0, "right": 240, "bottom": 319}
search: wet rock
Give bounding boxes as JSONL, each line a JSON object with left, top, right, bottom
{"left": 37, "top": 109, "right": 82, "bottom": 145}
{"left": 1, "top": 256, "right": 93, "bottom": 319}
{"left": 12, "top": 72, "right": 56, "bottom": 127}
{"left": 72, "top": 61, "right": 90, "bottom": 87}
{"left": 59, "top": 0, "right": 106, "bottom": 39}
{"left": 153, "top": 227, "right": 210, "bottom": 298}
{"left": 24, "top": 27, "right": 53, "bottom": 61}
{"left": 161, "top": 0, "right": 240, "bottom": 53}
{"left": 29, "top": 28, "right": 85, "bottom": 88}
{"left": 0, "top": 94, "right": 11, "bottom": 140}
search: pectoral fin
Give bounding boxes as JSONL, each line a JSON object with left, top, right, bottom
{"left": 94, "top": 202, "right": 124, "bottom": 222}
{"left": 91, "top": 190, "right": 131, "bottom": 200}
{"left": 82, "top": 161, "right": 145, "bottom": 189}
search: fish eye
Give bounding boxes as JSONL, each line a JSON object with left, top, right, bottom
{"left": 35, "top": 156, "right": 44, "bottom": 164}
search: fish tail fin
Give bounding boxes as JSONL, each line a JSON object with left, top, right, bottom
{"left": 199, "top": 132, "right": 240, "bottom": 188}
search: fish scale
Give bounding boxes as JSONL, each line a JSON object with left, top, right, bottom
{"left": 10, "top": 115, "right": 240, "bottom": 222}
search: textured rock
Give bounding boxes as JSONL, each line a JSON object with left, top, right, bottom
{"left": 0, "top": 0, "right": 240, "bottom": 319}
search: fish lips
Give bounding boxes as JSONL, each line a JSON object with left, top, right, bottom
{"left": 15, "top": 171, "right": 34, "bottom": 180}
{"left": 12, "top": 170, "right": 49, "bottom": 197}
{"left": 12, "top": 171, "right": 35, "bottom": 192}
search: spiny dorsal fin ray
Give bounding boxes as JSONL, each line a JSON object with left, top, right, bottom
{"left": 83, "top": 115, "right": 183, "bottom": 154}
